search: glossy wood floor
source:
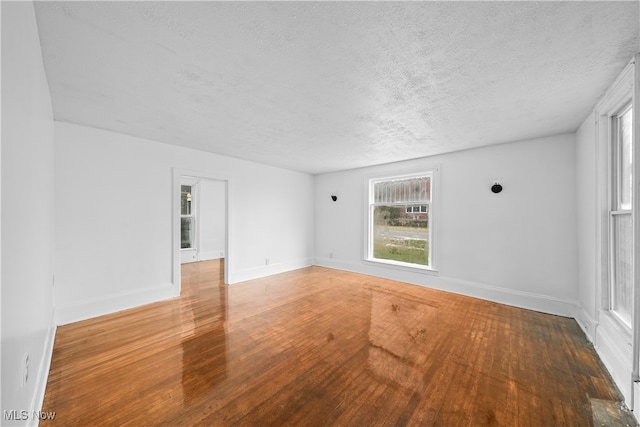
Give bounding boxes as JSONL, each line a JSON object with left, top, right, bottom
{"left": 43, "top": 260, "right": 626, "bottom": 426}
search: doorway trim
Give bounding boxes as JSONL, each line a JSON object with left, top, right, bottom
{"left": 172, "top": 167, "right": 230, "bottom": 294}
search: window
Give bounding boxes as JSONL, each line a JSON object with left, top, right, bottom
{"left": 367, "top": 171, "right": 436, "bottom": 270}
{"left": 181, "top": 184, "right": 195, "bottom": 249}
{"left": 592, "top": 58, "right": 636, "bottom": 404}
{"left": 610, "top": 104, "right": 633, "bottom": 327}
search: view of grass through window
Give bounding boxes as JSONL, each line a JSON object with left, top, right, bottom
{"left": 370, "top": 175, "right": 431, "bottom": 267}
{"left": 373, "top": 206, "right": 429, "bottom": 265}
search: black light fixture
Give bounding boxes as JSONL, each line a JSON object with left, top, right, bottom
{"left": 491, "top": 182, "right": 503, "bottom": 194}
{"left": 331, "top": 194, "right": 338, "bottom": 202}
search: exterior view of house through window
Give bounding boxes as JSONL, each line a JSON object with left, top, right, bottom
{"left": 367, "top": 172, "right": 434, "bottom": 269}
{"left": 181, "top": 184, "right": 195, "bottom": 250}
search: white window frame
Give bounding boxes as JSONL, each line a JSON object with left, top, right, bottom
{"left": 609, "top": 103, "right": 633, "bottom": 328}
{"left": 365, "top": 167, "right": 439, "bottom": 273}
{"left": 180, "top": 178, "right": 199, "bottom": 252}
{"left": 593, "top": 57, "right": 638, "bottom": 407}
{"left": 596, "top": 63, "right": 635, "bottom": 333}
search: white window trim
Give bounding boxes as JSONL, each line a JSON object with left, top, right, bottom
{"left": 593, "top": 56, "right": 638, "bottom": 407}
{"left": 364, "top": 166, "right": 440, "bottom": 274}
{"left": 180, "top": 177, "right": 199, "bottom": 252}
{"left": 608, "top": 105, "right": 633, "bottom": 329}
{"left": 595, "top": 61, "right": 634, "bottom": 333}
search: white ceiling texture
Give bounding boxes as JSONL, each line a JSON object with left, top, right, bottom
{"left": 34, "top": 1, "right": 639, "bottom": 174}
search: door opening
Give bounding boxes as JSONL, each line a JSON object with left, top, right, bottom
{"left": 172, "top": 169, "right": 229, "bottom": 294}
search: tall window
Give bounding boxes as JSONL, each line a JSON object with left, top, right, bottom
{"left": 181, "top": 184, "right": 195, "bottom": 249}
{"left": 367, "top": 172, "right": 435, "bottom": 269}
{"left": 610, "top": 104, "right": 633, "bottom": 327}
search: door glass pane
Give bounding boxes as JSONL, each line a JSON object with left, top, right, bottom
{"left": 181, "top": 217, "right": 194, "bottom": 249}
{"left": 372, "top": 204, "right": 429, "bottom": 266}
{"left": 181, "top": 185, "right": 192, "bottom": 215}
{"left": 612, "top": 213, "right": 633, "bottom": 326}
{"left": 619, "top": 107, "right": 633, "bottom": 210}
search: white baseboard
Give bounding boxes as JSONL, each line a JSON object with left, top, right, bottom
{"left": 198, "top": 250, "right": 225, "bottom": 261}
{"left": 57, "top": 257, "right": 310, "bottom": 323}
{"left": 56, "top": 283, "right": 177, "bottom": 325}
{"left": 29, "top": 307, "right": 57, "bottom": 427}
{"left": 634, "top": 382, "right": 640, "bottom": 417}
{"left": 436, "top": 275, "right": 577, "bottom": 317}
{"left": 229, "top": 258, "right": 312, "bottom": 284}
{"left": 575, "top": 305, "right": 597, "bottom": 342}
{"left": 594, "top": 312, "right": 633, "bottom": 404}
{"left": 313, "top": 257, "right": 576, "bottom": 317}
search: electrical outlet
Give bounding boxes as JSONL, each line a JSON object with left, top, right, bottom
{"left": 265, "top": 258, "right": 270, "bottom": 265}
{"left": 329, "top": 252, "right": 334, "bottom": 259}
{"left": 24, "top": 354, "right": 30, "bottom": 386}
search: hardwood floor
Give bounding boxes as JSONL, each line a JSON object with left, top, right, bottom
{"left": 42, "top": 260, "right": 628, "bottom": 426}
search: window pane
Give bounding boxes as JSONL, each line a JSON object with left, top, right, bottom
{"left": 612, "top": 213, "right": 633, "bottom": 326}
{"left": 373, "top": 176, "right": 431, "bottom": 204}
{"left": 372, "top": 205, "right": 429, "bottom": 266}
{"left": 181, "top": 185, "right": 192, "bottom": 215}
{"left": 181, "top": 217, "right": 194, "bottom": 249}
{"left": 619, "top": 107, "right": 632, "bottom": 210}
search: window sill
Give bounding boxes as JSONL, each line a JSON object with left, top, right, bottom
{"left": 364, "top": 258, "right": 440, "bottom": 276}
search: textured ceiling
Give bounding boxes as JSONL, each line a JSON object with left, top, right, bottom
{"left": 33, "top": 1, "right": 639, "bottom": 174}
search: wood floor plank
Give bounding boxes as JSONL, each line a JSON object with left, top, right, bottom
{"left": 41, "top": 260, "right": 628, "bottom": 426}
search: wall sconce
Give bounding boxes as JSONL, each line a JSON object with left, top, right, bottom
{"left": 491, "top": 181, "right": 503, "bottom": 194}
{"left": 331, "top": 194, "right": 338, "bottom": 202}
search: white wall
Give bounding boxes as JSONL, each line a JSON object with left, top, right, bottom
{"left": 1, "top": 2, "right": 56, "bottom": 425}
{"left": 54, "top": 122, "right": 315, "bottom": 324}
{"left": 315, "top": 134, "right": 578, "bottom": 316}
{"left": 198, "top": 179, "right": 226, "bottom": 261}
{"left": 575, "top": 111, "right": 598, "bottom": 340}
